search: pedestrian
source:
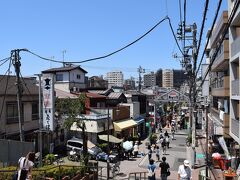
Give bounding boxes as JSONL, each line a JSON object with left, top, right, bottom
{"left": 133, "top": 142, "right": 139, "bottom": 158}
{"left": 159, "top": 156, "right": 170, "bottom": 180}
{"left": 165, "top": 135, "right": 170, "bottom": 148}
{"left": 164, "top": 130, "right": 169, "bottom": 137}
{"left": 147, "top": 159, "right": 156, "bottom": 180}
{"left": 147, "top": 145, "right": 152, "bottom": 163}
{"left": 177, "top": 160, "right": 192, "bottom": 180}
{"left": 15, "top": 152, "right": 35, "bottom": 180}
{"left": 138, "top": 132, "right": 141, "bottom": 144}
{"left": 156, "top": 146, "right": 160, "bottom": 161}
{"left": 161, "top": 138, "right": 167, "bottom": 155}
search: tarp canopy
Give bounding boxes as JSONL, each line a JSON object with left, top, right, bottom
{"left": 98, "top": 135, "right": 123, "bottom": 143}
{"left": 113, "top": 119, "right": 137, "bottom": 132}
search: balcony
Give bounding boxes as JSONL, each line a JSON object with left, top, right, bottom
{"left": 211, "top": 40, "right": 229, "bottom": 71}
{"left": 211, "top": 76, "right": 229, "bottom": 97}
{"left": 231, "top": 118, "right": 239, "bottom": 138}
{"left": 209, "top": 108, "right": 230, "bottom": 136}
{"left": 231, "top": 36, "right": 240, "bottom": 57}
{"left": 232, "top": 79, "right": 240, "bottom": 96}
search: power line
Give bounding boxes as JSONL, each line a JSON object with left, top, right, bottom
{"left": 167, "top": 17, "right": 184, "bottom": 56}
{"left": 26, "top": 16, "right": 169, "bottom": 64}
{"left": 0, "top": 57, "right": 11, "bottom": 62}
{"left": 197, "top": 0, "right": 240, "bottom": 93}
{"left": 195, "top": 0, "right": 222, "bottom": 76}
{"left": 196, "top": 0, "right": 209, "bottom": 61}
{"left": 20, "top": 72, "right": 32, "bottom": 96}
{"left": 0, "top": 58, "right": 10, "bottom": 67}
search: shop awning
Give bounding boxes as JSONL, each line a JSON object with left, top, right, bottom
{"left": 113, "top": 119, "right": 137, "bottom": 132}
{"left": 134, "top": 116, "right": 145, "bottom": 125}
{"left": 98, "top": 135, "right": 123, "bottom": 143}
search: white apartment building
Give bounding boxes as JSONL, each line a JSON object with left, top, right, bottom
{"left": 143, "top": 72, "right": 156, "bottom": 87}
{"left": 162, "top": 69, "right": 173, "bottom": 88}
{"left": 228, "top": 0, "right": 240, "bottom": 144}
{"left": 106, "top": 71, "right": 124, "bottom": 88}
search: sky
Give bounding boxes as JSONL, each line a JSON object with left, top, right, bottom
{"left": 0, "top": 0, "right": 227, "bottom": 80}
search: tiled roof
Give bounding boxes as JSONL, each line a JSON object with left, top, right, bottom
{"left": 42, "top": 65, "right": 87, "bottom": 73}
{"left": 0, "top": 75, "right": 38, "bottom": 95}
{"left": 86, "top": 92, "right": 106, "bottom": 98}
{"left": 107, "top": 92, "right": 123, "bottom": 99}
{"left": 55, "top": 89, "right": 78, "bottom": 99}
{"left": 88, "top": 89, "right": 112, "bottom": 95}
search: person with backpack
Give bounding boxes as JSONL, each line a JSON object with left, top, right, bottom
{"left": 156, "top": 146, "right": 160, "bottom": 161}
{"left": 147, "top": 145, "right": 152, "bottom": 163}
{"left": 159, "top": 156, "right": 170, "bottom": 180}
{"left": 14, "top": 152, "right": 35, "bottom": 180}
{"left": 161, "top": 138, "right": 167, "bottom": 155}
{"left": 147, "top": 159, "right": 156, "bottom": 180}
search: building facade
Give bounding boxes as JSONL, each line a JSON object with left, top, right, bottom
{"left": 208, "top": 11, "right": 230, "bottom": 139}
{"left": 143, "top": 72, "right": 156, "bottom": 88}
{"left": 162, "top": 69, "right": 173, "bottom": 88}
{"left": 106, "top": 71, "right": 124, "bottom": 88}
{"left": 42, "top": 64, "right": 88, "bottom": 92}
{"left": 228, "top": 1, "right": 240, "bottom": 145}
{"left": 0, "top": 76, "right": 39, "bottom": 141}
{"left": 88, "top": 76, "right": 108, "bottom": 89}
{"left": 173, "top": 70, "right": 188, "bottom": 89}
{"left": 124, "top": 77, "right": 136, "bottom": 90}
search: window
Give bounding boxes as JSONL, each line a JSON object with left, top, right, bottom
{"left": 6, "top": 103, "right": 23, "bottom": 124}
{"left": 77, "top": 74, "right": 81, "bottom": 79}
{"left": 56, "top": 74, "right": 63, "bottom": 81}
{"left": 32, "top": 102, "right": 38, "bottom": 120}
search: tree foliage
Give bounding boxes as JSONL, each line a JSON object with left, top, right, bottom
{"left": 55, "top": 93, "right": 88, "bottom": 166}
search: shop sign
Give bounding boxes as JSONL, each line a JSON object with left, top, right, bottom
{"left": 42, "top": 73, "right": 55, "bottom": 131}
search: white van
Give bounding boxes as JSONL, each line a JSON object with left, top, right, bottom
{"left": 66, "top": 137, "right": 102, "bottom": 158}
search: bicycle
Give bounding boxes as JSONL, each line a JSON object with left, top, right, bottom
{"left": 111, "top": 161, "right": 120, "bottom": 176}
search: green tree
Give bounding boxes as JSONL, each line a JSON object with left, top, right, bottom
{"left": 55, "top": 93, "right": 89, "bottom": 166}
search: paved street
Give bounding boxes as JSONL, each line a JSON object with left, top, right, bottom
{"left": 98, "top": 128, "right": 193, "bottom": 180}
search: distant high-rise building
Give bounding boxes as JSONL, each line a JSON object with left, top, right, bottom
{"left": 106, "top": 70, "right": 124, "bottom": 88}
{"left": 88, "top": 75, "right": 108, "bottom": 89}
{"left": 143, "top": 72, "right": 156, "bottom": 87}
{"left": 162, "top": 69, "right": 173, "bottom": 88}
{"left": 156, "top": 69, "right": 163, "bottom": 87}
{"left": 173, "top": 70, "right": 188, "bottom": 88}
{"left": 124, "top": 77, "right": 136, "bottom": 90}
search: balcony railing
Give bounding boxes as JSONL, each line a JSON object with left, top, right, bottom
{"left": 231, "top": 37, "right": 240, "bottom": 57}
{"left": 210, "top": 108, "right": 223, "bottom": 124}
{"left": 211, "top": 76, "right": 224, "bottom": 89}
{"left": 232, "top": 79, "right": 240, "bottom": 96}
{"left": 231, "top": 118, "right": 239, "bottom": 137}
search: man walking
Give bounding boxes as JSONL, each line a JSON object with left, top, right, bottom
{"left": 159, "top": 156, "right": 170, "bottom": 180}
{"left": 177, "top": 160, "right": 192, "bottom": 180}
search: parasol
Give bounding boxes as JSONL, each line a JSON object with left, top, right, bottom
{"left": 123, "top": 141, "right": 133, "bottom": 151}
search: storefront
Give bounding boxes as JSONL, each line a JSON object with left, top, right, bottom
{"left": 113, "top": 119, "right": 137, "bottom": 140}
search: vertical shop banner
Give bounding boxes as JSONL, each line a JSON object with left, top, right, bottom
{"left": 42, "top": 73, "right": 55, "bottom": 131}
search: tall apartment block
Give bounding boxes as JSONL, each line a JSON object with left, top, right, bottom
{"left": 156, "top": 69, "right": 163, "bottom": 87}
{"left": 143, "top": 72, "right": 156, "bottom": 88}
{"left": 208, "top": 11, "right": 230, "bottom": 138}
{"left": 106, "top": 71, "right": 124, "bottom": 88}
{"left": 228, "top": 1, "right": 240, "bottom": 143}
{"left": 124, "top": 77, "right": 136, "bottom": 90}
{"left": 162, "top": 69, "right": 173, "bottom": 88}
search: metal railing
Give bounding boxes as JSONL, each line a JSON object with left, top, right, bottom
{"left": 128, "top": 172, "right": 147, "bottom": 180}
{"left": 231, "top": 118, "right": 239, "bottom": 137}
{"left": 232, "top": 79, "right": 239, "bottom": 96}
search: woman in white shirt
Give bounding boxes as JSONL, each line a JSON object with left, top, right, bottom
{"left": 18, "top": 152, "right": 35, "bottom": 180}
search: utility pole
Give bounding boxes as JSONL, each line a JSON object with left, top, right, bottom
{"left": 191, "top": 23, "right": 198, "bottom": 168}
{"left": 205, "top": 104, "right": 209, "bottom": 178}
{"left": 35, "top": 74, "right": 43, "bottom": 167}
{"left": 137, "top": 66, "right": 145, "bottom": 92}
{"left": 11, "top": 49, "right": 24, "bottom": 142}
{"left": 107, "top": 106, "right": 110, "bottom": 179}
